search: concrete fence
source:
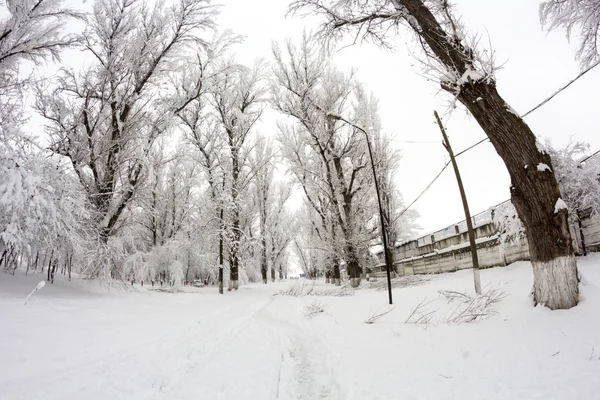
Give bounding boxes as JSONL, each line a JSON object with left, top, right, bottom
{"left": 373, "top": 208, "right": 600, "bottom": 277}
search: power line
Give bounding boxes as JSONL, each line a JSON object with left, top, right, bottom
{"left": 399, "top": 61, "right": 600, "bottom": 216}
{"left": 522, "top": 60, "right": 600, "bottom": 118}
{"left": 580, "top": 148, "right": 600, "bottom": 164}
{"left": 399, "top": 160, "right": 450, "bottom": 217}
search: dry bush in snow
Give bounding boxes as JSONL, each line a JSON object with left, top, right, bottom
{"left": 440, "top": 287, "right": 508, "bottom": 324}
{"left": 279, "top": 281, "right": 354, "bottom": 297}
{"left": 365, "top": 275, "right": 431, "bottom": 291}
{"left": 405, "top": 286, "right": 508, "bottom": 327}
{"left": 303, "top": 300, "right": 327, "bottom": 319}
{"left": 404, "top": 298, "right": 438, "bottom": 328}
{"left": 365, "top": 307, "right": 395, "bottom": 324}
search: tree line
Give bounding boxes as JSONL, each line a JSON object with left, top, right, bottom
{"left": 2, "top": 0, "right": 599, "bottom": 310}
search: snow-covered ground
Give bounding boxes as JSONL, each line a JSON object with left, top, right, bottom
{"left": 2, "top": 255, "right": 600, "bottom": 400}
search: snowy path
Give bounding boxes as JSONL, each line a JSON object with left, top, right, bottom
{"left": 3, "top": 255, "right": 600, "bottom": 400}
{"left": 0, "top": 280, "right": 342, "bottom": 400}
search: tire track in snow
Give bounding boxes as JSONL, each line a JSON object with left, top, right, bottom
{"left": 256, "top": 301, "right": 343, "bottom": 400}
{"left": 4, "top": 298, "right": 268, "bottom": 400}
{"left": 150, "top": 296, "right": 276, "bottom": 399}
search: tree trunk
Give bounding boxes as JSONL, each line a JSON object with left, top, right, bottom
{"left": 261, "top": 243, "right": 268, "bottom": 284}
{"left": 219, "top": 207, "right": 224, "bottom": 295}
{"left": 41, "top": 251, "right": 47, "bottom": 273}
{"left": 50, "top": 259, "right": 57, "bottom": 283}
{"left": 345, "top": 243, "right": 361, "bottom": 287}
{"left": 47, "top": 249, "right": 54, "bottom": 281}
{"left": 68, "top": 253, "right": 72, "bottom": 281}
{"left": 458, "top": 83, "right": 578, "bottom": 309}
{"left": 398, "top": 0, "right": 579, "bottom": 310}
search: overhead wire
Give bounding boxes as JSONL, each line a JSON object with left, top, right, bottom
{"left": 398, "top": 61, "right": 600, "bottom": 217}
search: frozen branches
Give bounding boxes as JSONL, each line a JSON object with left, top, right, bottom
{"left": 404, "top": 286, "right": 508, "bottom": 327}
{"left": 540, "top": 0, "right": 600, "bottom": 68}
{"left": 279, "top": 281, "right": 354, "bottom": 297}
{"left": 365, "top": 306, "right": 395, "bottom": 324}
{"left": 439, "top": 287, "right": 507, "bottom": 324}
{"left": 404, "top": 297, "right": 437, "bottom": 327}
{"left": 0, "top": 0, "right": 83, "bottom": 68}
{"left": 303, "top": 300, "right": 327, "bottom": 318}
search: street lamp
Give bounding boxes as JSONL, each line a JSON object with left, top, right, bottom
{"left": 327, "top": 113, "right": 394, "bottom": 305}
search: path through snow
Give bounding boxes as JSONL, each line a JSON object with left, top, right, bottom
{"left": 2, "top": 255, "right": 600, "bottom": 399}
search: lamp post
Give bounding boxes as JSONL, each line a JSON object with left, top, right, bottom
{"left": 328, "top": 114, "right": 394, "bottom": 305}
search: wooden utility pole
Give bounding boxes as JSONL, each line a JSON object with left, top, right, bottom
{"left": 434, "top": 111, "right": 482, "bottom": 295}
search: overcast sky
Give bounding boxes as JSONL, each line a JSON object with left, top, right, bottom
{"left": 31, "top": 0, "right": 600, "bottom": 237}
{"left": 215, "top": 0, "right": 600, "bottom": 235}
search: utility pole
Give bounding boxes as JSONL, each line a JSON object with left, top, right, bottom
{"left": 434, "top": 111, "right": 482, "bottom": 295}
{"left": 327, "top": 114, "right": 394, "bottom": 305}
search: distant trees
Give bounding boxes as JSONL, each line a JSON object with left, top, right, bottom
{"left": 272, "top": 36, "right": 413, "bottom": 287}
{"left": 540, "top": 0, "right": 600, "bottom": 67}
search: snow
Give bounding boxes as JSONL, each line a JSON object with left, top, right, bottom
{"left": 555, "top": 198, "right": 568, "bottom": 213}
{"left": 537, "top": 163, "right": 552, "bottom": 172}
{"left": 506, "top": 104, "right": 520, "bottom": 117}
{"left": 536, "top": 139, "right": 548, "bottom": 155}
{"left": 457, "top": 68, "right": 484, "bottom": 86}
{"left": 2, "top": 255, "right": 600, "bottom": 399}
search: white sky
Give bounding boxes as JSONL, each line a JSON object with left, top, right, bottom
{"left": 30, "top": 0, "right": 600, "bottom": 236}
{"left": 215, "top": 0, "right": 600, "bottom": 235}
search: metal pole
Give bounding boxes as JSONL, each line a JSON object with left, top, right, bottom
{"left": 328, "top": 114, "right": 394, "bottom": 305}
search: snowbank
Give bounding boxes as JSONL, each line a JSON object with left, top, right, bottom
{"left": 1, "top": 255, "right": 600, "bottom": 399}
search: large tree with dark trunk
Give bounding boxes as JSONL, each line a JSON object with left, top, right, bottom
{"left": 291, "top": 0, "right": 579, "bottom": 309}
{"left": 37, "top": 0, "right": 217, "bottom": 278}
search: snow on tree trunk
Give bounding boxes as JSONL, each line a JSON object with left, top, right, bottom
{"left": 532, "top": 255, "right": 579, "bottom": 309}
{"left": 397, "top": 0, "right": 579, "bottom": 309}
{"left": 458, "top": 83, "right": 579, "bottom": 309}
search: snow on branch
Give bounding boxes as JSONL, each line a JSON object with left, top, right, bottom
{"left": 540, "top": 0, "right": 600, "bottom": 68}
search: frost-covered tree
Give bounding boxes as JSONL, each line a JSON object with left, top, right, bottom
{"left": 272, "top": 37, "right": 377, "bottom": 287}
{"left": 540, "top": 0, "right": 600, "bottom": 68}
{"left": 291, "top": 0, "right": 579, "bottom": 309}
{"left": 0, "top": 0, "right": 90, "bottom": 277}
{"left": 249, "top": 136, "right": 276, "bottom": 283}
{"left": 36, "top": 0, "right": 217, "bottom": 278}
{"left": 211, "top": 59, "right": 266, "bottom": 290}
{"left": 133, "top": 146, "right": 199, "bottom": 248}
{"left": 353, "top": 86, "right": 419, "bottom": 262}
{"left": 546, "top": 141, "right": 600, "bottom": 220}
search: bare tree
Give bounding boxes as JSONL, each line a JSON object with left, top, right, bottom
{"left": 0, "top": 0, "right": 82, "bottom": 67}
{"left": 290, "top": 0, "right": 579, "bottom": 309}
{"left": 272, "top": 36, "right": 378, "bottom": 287}
{"left": 36, "top": 0, "right": 217, "bottom": 278}
{"left": 249, "top": 135, "right": 276, "bottom": 283}
{"left": 0, "top": 0, "right": 90, "bottom": 276}
{"left": 211, "top": 59, "right": 266, "bottom": 290}
{"left": 540, "top": 0, "right": 600, "bottom": 68}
